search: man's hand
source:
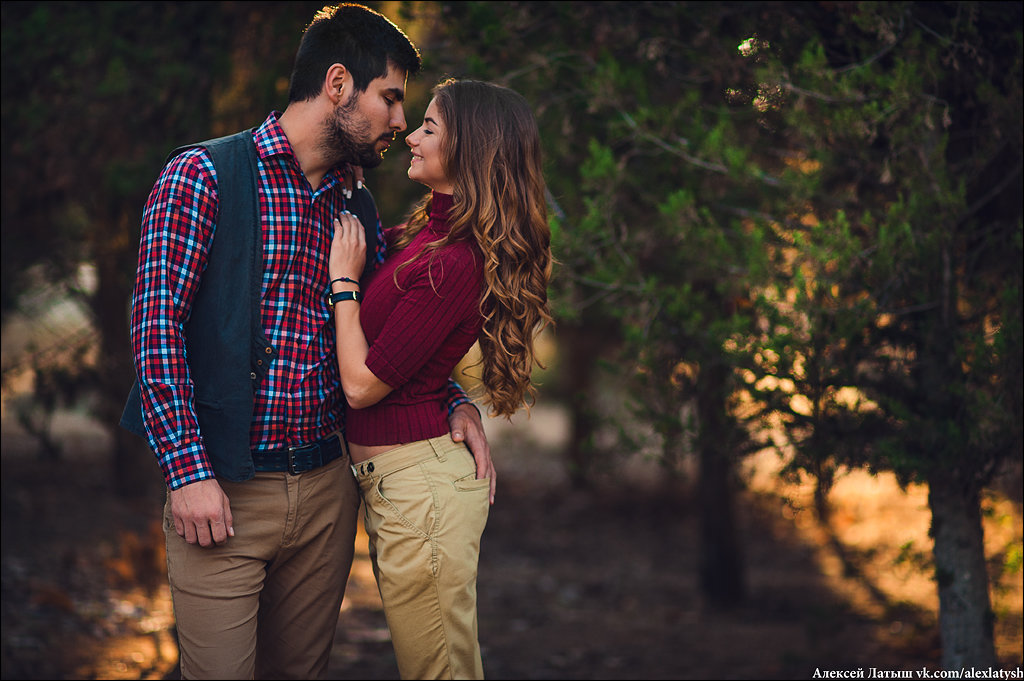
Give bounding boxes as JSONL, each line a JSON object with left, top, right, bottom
{"left": 449, "top": 403, "right": 495, "bottom": 504}
{"left": 168, "top": 478, "right": 234, "bottom": 547}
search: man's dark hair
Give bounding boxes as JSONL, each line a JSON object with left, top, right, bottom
{"left": 288, "top": 3, "right": 421, "bottom": 102}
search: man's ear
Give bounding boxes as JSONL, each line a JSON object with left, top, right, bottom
{"left": 325, "top": 63, "right": 351, "bottom": 105}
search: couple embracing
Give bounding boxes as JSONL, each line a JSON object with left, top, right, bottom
{"left": 122, "top": 4, "right": 552, "bottom": 679}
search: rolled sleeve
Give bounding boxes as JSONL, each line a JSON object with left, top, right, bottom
{"left": 445, "top": 379, "right": 473, "bottom": 415}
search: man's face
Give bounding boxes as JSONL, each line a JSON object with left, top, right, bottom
{"left": 324, "top": 64, "right": 408, "bottom": 169}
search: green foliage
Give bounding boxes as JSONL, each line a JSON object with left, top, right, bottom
{"left": 736, "top": 2, "right": 1023, "bottom": 495}
{"left": 2, "top": 1, "right": 225, "bottom": 313}
{"left": 1003, "top": 542, "right": 1023, "bottom": 578}
{"left": 1, "top": 1, "right": 326, "bottom": 316}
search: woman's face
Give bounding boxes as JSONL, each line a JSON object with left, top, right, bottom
{"left": 405, "top": 98, "right": 452, "bottom": 194}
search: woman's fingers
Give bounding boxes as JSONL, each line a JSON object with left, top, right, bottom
{"left": 337, "top": 211, "right": 365, "bottom": 250}
{"left": 332, "top": 212, "right": 366, "bottom": 270}
{"left": 334, "top": 213, "right": 353, "bottom": 240}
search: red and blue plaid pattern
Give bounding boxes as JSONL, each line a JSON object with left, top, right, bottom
{"left": 130, "top": 112, "right": 465, "bottom": 489}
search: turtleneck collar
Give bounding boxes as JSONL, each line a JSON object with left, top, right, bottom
{"left": 427, "top": 192, "right": 454, "bottom": 235}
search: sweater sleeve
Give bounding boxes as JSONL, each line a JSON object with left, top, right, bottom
{"left": 365, "top": 247, "right": 481, "bottom": 388}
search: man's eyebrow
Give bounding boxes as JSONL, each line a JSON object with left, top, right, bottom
{"left": 385, "top": 87, "right": 405, "bottom": 102}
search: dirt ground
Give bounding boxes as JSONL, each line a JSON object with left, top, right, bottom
{"left": 1, "top": 406, "right": 1021, "bottom": 680}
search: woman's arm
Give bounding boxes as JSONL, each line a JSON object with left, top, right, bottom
{"left": 330, "top": 211, "right": 393, "bottom": 409}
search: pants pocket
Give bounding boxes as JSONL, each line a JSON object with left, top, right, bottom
{"left": 452, "top": 471, "right": 491, "bottom": 492}
{"left": 372, "top": 465, "right": 437, "bottom": 538}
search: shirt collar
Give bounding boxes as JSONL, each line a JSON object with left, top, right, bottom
{"left": 253, "top": 111, "right": 347, "bottom": 189}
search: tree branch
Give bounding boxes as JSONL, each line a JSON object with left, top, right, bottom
{"left": 835, "top": 14, "right": 905, "bottom": 73}
{"left": 957, "top": 161, "right": 1023, "bottom": 227}
{"left": 620, "top": 111, "right": 782, "bottom": 186}
{"left": 778, "top": 80, "right": 868, "bottom": 104}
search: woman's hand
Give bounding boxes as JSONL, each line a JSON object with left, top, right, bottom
{"left": 340, "top": 164, "right": 365, "bottom": 199}
{"left": 330, "top": 210, "right": 367, "bottom": 283}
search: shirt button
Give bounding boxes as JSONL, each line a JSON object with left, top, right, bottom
{"left": 257, "top": 359, "right": 263, "bottom": 366}
{"left": 265, "top": 347, "right": 273, "bottom": 354}
{"left": 250, "top": 372, "right": 257, "bottom": 380}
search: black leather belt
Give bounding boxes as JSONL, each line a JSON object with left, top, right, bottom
{"left": 252, "top": 433, "right": 346, "bottom": 475}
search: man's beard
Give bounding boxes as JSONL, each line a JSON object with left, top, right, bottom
{"left": 322, "top": 94, "right": 392, "bottom": 169}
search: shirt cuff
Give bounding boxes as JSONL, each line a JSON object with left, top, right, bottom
{"left": 160, "top": 442, "right": 217, "bottom": 490}
{"left": 447, "top": 394, "right": 478, "bottom": 418}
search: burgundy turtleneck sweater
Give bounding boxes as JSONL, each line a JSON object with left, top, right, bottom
{"left": 346, "top": 192, "right": 485, "bottom": 446}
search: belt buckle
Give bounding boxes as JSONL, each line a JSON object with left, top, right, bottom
{"left": 287, "top": 443, "right": 318, "bottom": 475}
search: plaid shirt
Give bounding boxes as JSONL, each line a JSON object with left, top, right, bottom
{"left": 130, "top": 112, "right": 468, "bottom": 489}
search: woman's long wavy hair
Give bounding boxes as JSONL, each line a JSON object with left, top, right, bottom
{"left": 392, "top": 79, "right": 553, "bottom": 418}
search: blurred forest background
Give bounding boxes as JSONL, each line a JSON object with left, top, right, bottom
{"left": 1, "top": 1, "right": 1021, "bottom": 679}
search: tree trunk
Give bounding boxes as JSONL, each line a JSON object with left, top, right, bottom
{"left": 560, "top": 317, "right": 617, "bottom": 488}
{"left": 562, "top": 321, "right": 599, "bottom": 488}
{"left": 927, "top": 469, "right": 997, "bottom": 669}
{"left": 695, "top": 361, "right": 745, "bottom": 607}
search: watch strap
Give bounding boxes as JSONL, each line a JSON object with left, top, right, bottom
{"left": 328, "top": 290, "right": 363, "bottom": 306}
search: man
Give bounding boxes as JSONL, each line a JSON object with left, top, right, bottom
{"left": 120, "top": 4, "right": 492, "bottom": 678}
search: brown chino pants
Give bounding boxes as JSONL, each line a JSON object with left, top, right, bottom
{"left": 164, "top": 454, "right": 359, "bottom": 680}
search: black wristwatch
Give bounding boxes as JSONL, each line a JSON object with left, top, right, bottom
{"left": 328, "top": 290, "right": 363, "bottom": 306}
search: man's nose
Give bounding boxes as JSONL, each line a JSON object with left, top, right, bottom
{"left": 391, "top": 104, "right": 407, "bottom": 132}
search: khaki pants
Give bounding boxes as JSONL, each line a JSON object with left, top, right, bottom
{"left": 353, "top": 435, "right": 491, "bottom": 680}
{"left": 164, "top": 455, "right": 360, "bottom": 680}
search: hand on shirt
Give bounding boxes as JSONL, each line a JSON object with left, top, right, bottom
{"left": 330, "top": 211, "right": 367, "bottom": 284}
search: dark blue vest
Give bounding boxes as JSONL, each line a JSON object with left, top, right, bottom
{"left": 120, "top": 130, "right": 379, "bottom": 482}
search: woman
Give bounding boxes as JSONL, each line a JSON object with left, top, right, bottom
{"left": 327, "top": 78, "right": 553, "bottom": 679}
